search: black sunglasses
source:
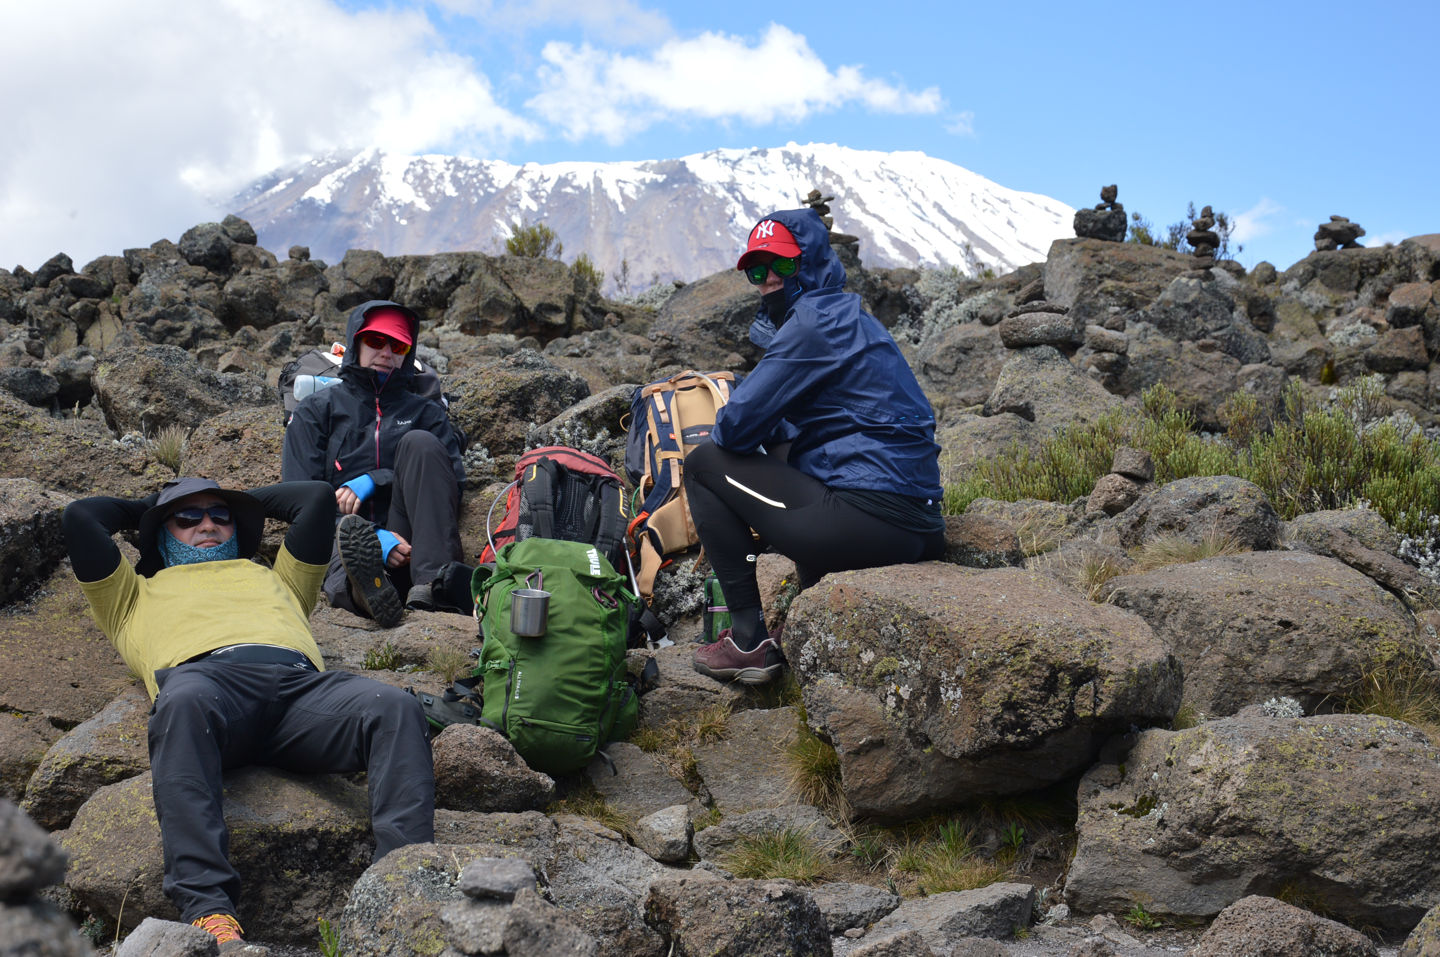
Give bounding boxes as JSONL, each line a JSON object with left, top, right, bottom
{"left": 744, "top": 256, "right": 800, "bottom": 285}
{"left": 168, "top": 505, "right": 233, "bottom": 529}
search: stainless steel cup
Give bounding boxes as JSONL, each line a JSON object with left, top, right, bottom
{"left": 510, "top": 589, "right": 550, "bottom": 637}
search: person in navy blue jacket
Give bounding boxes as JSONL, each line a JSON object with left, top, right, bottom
{"left": 686, "top": 208, "right": 946, "bottom": 685}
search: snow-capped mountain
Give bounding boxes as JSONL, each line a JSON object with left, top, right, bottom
{"left": 229, "top": 143, "right": 1073, "bottom": 291}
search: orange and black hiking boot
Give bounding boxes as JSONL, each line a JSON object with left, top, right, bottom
{"left": 192, "top": 913, "right": 245, "bottom": 951}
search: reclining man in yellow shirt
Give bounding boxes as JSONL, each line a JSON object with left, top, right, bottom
{"left": 62, "top": 476, "right": 434, "bottom": 951}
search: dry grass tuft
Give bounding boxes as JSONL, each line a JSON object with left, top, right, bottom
{"left": 1130, "top": 529, "right": 1245, "bottom": 573}
{"left": 722, "top": 827, "right": 836, "bottom": 884}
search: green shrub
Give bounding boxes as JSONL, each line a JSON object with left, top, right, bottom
{"left": 362, "top": 641, "right": 400, "bottom": 671}
{"left": 571, "top": 252, "right": 604, "bottom": 291}
{"left": 945, "top": 378, "right": 1440, "bottom": 541}
{"left": 505, "top": 221, "right": 562, "bottom": 259}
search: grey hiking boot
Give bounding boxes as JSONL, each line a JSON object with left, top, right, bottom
{"left": 693, "top": 630, "right": 785, "bottom": 685}
{"left": 337, "top": 514, "right": 403, "bottom": 628}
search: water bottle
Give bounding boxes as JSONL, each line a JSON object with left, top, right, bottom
{"left": 292, "top": 375, "right": 340, "bottom": 401}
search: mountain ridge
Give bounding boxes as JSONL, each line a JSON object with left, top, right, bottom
{"left": 229, "top": 142, "right": 1074, "bottom": 292}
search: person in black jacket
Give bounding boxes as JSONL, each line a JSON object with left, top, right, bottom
{"left": 281, "top": 300, "right": 466, "bottom": 627}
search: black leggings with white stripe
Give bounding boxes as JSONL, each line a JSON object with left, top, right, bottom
{"left": 683, "top": 441, "right": 943, "bottom": 649}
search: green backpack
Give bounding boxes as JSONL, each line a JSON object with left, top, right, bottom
{"left": 472, "top": 537, "right": 638, "bottom": 775}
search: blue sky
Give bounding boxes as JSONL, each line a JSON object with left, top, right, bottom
{"left": 2, "top": 0, "right": 1435, "bottom": 273}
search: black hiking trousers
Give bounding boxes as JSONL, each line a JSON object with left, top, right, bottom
{"left": 683, "top": 441, "right": 944, "bottom": 617}
{"left": 148, "top": 659, "right": 434, "bottom": 923}
{"left": 324, "top": 429, "right": 464, "bottom": 613}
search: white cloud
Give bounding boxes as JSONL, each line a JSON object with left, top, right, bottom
{"left": 1232, "top": 197, "right": 1285, "bottom": 244}
{"left": 0, "top": 0, "right": 535, "bottom": 270}
{"left": 526, "top": 24, "right": 943, "bottom": 143}
{"left": 432, "top": 0, "right": 672, "bottom": 45}
{"left": 945, "top": 111, "right": 976, "bottom": 136}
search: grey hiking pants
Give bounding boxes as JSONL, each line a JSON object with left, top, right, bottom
{"left": 324, "top": 429, "right": 464, "bottom": 613}
{"left": 148, "top": 658, "right": 434, "bottom": 922}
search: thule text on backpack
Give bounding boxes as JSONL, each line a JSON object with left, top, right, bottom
{"left": 586, "top": 547, "right": 601, "bottom": 577}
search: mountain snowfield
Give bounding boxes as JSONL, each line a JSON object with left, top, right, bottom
{"left": 230, "top": 143, "right": 1074, "bottom": 291}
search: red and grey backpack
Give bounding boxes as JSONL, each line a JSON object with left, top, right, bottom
{"left": 479, "top": 445, "right": 666, "bottom": 648}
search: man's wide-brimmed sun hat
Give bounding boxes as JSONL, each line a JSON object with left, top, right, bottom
{"left": 136, "top": 477, "right": 265, "bottom": 577}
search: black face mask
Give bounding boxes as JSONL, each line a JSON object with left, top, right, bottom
{"left": 762, "top": 288, "right": 789, "bottom": 326}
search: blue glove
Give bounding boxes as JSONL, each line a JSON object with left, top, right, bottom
{"left": 376, "top": 529, "right": 400, "bottom": 563}
{"left": 341, "top": 474, "right": 376, "bottom": 502}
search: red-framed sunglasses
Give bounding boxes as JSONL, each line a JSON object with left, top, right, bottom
{"left": 357, "top": 332, "right": 412, "bottom": 355}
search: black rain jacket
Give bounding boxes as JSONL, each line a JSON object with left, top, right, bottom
{"left": 280, "top": 300, "right": 465, "bottom": 525}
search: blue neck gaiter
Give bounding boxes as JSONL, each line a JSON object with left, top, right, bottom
{"left": 159, "top": 528, "right": 240, "bottom": 568}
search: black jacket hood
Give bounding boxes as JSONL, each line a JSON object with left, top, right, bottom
{"left": 341, "top": 300, "right": 422, "bottom": 387}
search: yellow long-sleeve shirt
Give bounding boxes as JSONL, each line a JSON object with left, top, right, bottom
{"left": 79, "top": 547, "right": 327, "bottom": 699}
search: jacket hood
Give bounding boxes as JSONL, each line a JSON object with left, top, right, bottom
{"left": 745, "top": 207, "right": 845, "bottom": 347}
{"left": 341, "top": 300, "right": 421, "bottom": 384}
{"left": 136, "top": 477, "right": 265, "bottom": 577}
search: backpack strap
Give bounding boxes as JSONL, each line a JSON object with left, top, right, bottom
{"left": 519, "top": 456, "right": 560, "bottom": 541}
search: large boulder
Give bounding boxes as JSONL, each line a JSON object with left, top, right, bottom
{"left": 0, "top": 715, "right": 55, "bottom": 802}
{"left": 1115, "top": 325, "right": 1288, "bottom": 430}
{"left": 446, "top": 350, "right": 590, "bottom": 458}
{"left": 1102, "top": 551, "right": 1417, "bottom": 716}
{"left": 0, "top": 392, "right": 160, "bottom": 499}
{"left": 643, "top": 877, "right": 830, "bottom": 957}
{"left": 1189, "top": 895, "right": 1378, "bottom": 957}
{"left": 1285, "top": 508, "right": 1440, "bottom": 608}
{"left": 915, "top": 321, "right": 1008, "bottom": 415}
{"left": 1043, "top": 238, "right": 1197, "bottom": 329}
{"left": 432, "top": 724, "right": 556, "bottom": 813}
{"left": 62, "top": 767, "right": 375, "bottom": 942}
{"left": 982, "top": 345, "right": 1122, "bottom": 429}
{"left": 1066, "top": 712, "right": 1440, "bottom": 929}
{"left": 333, "top": 842, "right": 599, "bottom": 957}
{"left": 181, "top": 406, "right": 287, "bottom": 491}
{"left": 783, "top": 563, "right": 1181, "bottom": 818}
{"left": 21, "top": 687, "right": 150, "bottom": 828}
{"left": 0, "top": 478, "right": 71, "bottom": 606}
{"left": 869, "top": 882, "right": 1035, "bottom": 948}
{"left": 1110, "top": 475, "right": 1281, "bottom": 550}
{"left": 1144, "top": 275, "right": 1272, "bottom": 364}
{"left": 92, "top": 344, "right": 270, "bottom": 434}
{"left": 647, "top": 271, "right": 762, "bottom": 372}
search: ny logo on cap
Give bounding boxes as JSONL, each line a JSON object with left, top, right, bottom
{"left": 754, "top": 220, "right": 776, "bottom": 239}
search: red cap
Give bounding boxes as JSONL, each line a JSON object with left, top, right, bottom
{"left": 737, "top": 218, "right": 802, "bottom": 270}
{"left": 358, "top": 307, "right": 414, "bottom": 346}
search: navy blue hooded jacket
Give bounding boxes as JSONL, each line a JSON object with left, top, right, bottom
{"left": 280, "top": 300, "right": 465, "bottom": 524}
{"left": 711, "top": 208, "right": 943, "bottom": 501}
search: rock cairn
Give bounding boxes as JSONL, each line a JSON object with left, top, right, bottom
{"left": 1187, "top": 205, "right": 1220, "bottom": 260}
{"left": 804, "top": 188, "right": 859, "bottom": 249}
{"left": 1087, "top": 447, "right": 1154, "bottom": 517}
{"left": 1073, "top": 184, "right": 1128, "bottom": 242}
{"left": 1315, "top": 215, "right": 1366, "bottom": 251}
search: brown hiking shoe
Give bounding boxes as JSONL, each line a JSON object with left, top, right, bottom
{"left": 192, "top": 913, "right": 245, "bottom": 952}
{"left": 337, "top": 514, "right": 403, "bottom": 628}
{"left": 693, "top": 630, "right": 784, "bottom": 685}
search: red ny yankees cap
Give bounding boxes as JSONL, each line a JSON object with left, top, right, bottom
{"left": 737, "top": 217, "right": 802, "bottom": 270}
